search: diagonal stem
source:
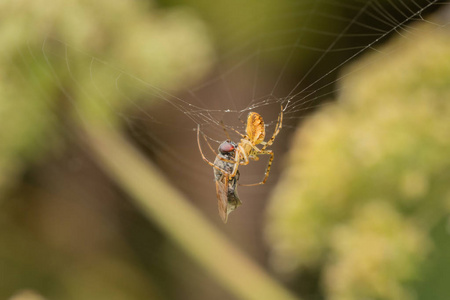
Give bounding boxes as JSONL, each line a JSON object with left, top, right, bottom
{"left": 80, "top": 120, "right": 300, "bottom": 300}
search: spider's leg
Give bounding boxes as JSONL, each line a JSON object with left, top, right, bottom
{"left": 198, "top": 125, "right": 236, "bottom": 164}
{"left": 219, "top": 120, "right": 231, "bottom": 140}
{"left": 261, "top": 105, "right": 283, "bottom": 151}
{"left": 217, "top": 145, "right": 246, "bottom": 180}
{"left": 197, "top": 125, "right": 232, "bottom": 173}
{"left": 215, "top": 143, "right": 249, "bottom": 166}
{"left": 239, "top": 150, "right": 274, "bottom": 186}
{"left": 223, "top": 123, "right": 246, "bottom": 139}
{"left": 201, "top": 132, "right": 218, "bottom": 156}
{"left": 237, "top": 144, "right": 249, "bottom": 165}
{"left": 229, "top": 148, "right": 240, "bottom": 179}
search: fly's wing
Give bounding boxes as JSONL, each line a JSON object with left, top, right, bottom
{"left": 246, "top": 112, "right": 265, "bottom": 145}
{"left": 215, "top": 173, "right": 229, "bottom": 223}
{"left": 214, "top": 153, "right": 241, "bottom": 223}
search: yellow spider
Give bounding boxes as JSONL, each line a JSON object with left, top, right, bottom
{"left": 197, "top": 107, "right": 283, "bottom": 186}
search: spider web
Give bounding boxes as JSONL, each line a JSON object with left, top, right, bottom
{"left": 114, "top": 0, "right": 447, "bottom": 138}
{"left": 3, "top": 1, "right": 449, "bottom": 298}
{"left": 22, "top": 0, "right": 449, "bottom": 189}
{"left": 109, "top": 0, "right": 447, "bottom": 180}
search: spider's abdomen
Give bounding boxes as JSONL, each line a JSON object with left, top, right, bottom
{"left": 246, "top": 112, "right": 265, "bottom": 144}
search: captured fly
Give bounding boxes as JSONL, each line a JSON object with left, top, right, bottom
{"left": 213, "top": 140, "right": 242, "bottom": 223}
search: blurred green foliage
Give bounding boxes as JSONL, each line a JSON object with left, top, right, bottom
{"left": 159, "top": 0, "right": 351, "bottom": 66}
{"left": 0, "top": 0, "right": 213, "bottom": 196}
{"left": 266, "top": 22, "right": 450, "bottom": 300}
{"left": 0, "top": 0, "right": 213, "bottom": 299}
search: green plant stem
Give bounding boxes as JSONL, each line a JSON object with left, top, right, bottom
{"left": 81, "top": 121, "right": 299, "bottom": 300}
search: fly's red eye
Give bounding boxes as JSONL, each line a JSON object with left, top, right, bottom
{"left": 218, "top": 141, "right": 235, "bottom": 153}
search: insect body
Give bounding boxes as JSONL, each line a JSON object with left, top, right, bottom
{"left": 213, "top": 140, "right": 241, "bottom": 223}
{"left": 197, "top": 107, "right": 283, "bottom": 222}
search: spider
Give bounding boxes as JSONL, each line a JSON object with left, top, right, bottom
{"left": 197, "top": 107, "right": 283, "bottom": 187}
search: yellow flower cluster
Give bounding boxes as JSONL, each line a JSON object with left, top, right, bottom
{"left": 267, "top": 21, "right": 450, "bottom": 300}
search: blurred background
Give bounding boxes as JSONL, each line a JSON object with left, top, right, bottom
{"left": 0, "top": 0, "right": 449, "bottom": 299}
